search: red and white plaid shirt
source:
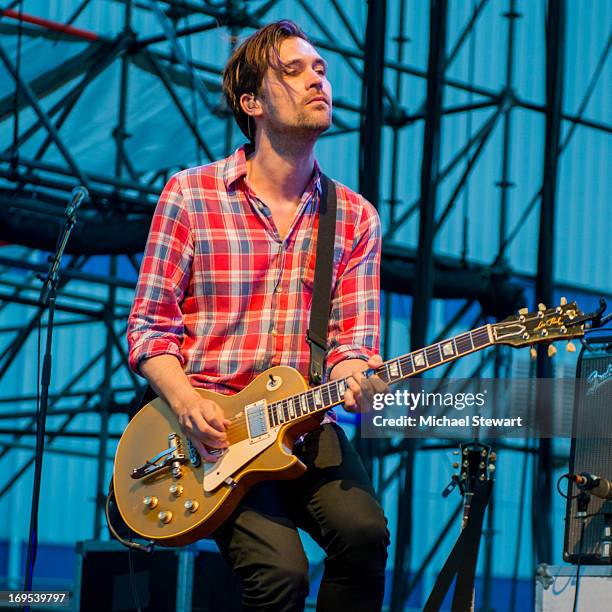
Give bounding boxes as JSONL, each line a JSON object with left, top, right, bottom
{"left": 127, "top": 145, "right": 381, "bottom": 399}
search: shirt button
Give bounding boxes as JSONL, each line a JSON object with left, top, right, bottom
{"left": 271, "top": 328, "right": 278, "bottom": 337}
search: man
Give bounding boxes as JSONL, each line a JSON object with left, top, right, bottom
{"left": 128, "top": 20, "right": 389, "bottom": 612}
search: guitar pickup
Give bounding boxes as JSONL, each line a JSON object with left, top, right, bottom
{"left": 245, "top": 399, "right": 269, "bottom": 441}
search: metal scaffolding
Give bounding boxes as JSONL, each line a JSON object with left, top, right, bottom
{"left": 0, "top": 0, "right": 610, "bottom": 608}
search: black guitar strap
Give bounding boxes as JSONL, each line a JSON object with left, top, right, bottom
{"left": 306, "top": 174, "right": 338, "bottom": 386}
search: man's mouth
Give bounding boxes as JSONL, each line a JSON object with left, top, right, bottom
{"left": 307, "top": 96, "right": 329, "bottom": 105}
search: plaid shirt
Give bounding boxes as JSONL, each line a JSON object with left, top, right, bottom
{"left": 127, "top": 145, "right": 381, "bottom": 400}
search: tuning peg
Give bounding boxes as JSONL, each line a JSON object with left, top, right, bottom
{"left": 547, "top": 344, "right": 557, "bottom": 357}
{"left": 566, "top": 341, "right": 576, "bottom": 353}
{"left": 538, "top": 303, "right": 546, "bottom": 312}
{"left": 530, "top": 346, "right": 537, "bottom": 360}
{"left": 560, "top": 296, "right": 567, "bottom": 306}
{"left": 518, "top": 307, "right": 529, "bottom": 315}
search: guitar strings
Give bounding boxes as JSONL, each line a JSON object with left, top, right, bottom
{"left": 220, "top": 326, "right": 492, "bottom": 439}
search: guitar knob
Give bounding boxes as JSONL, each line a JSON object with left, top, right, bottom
{"left": 158, "top": 510, "right": 173, "bottom": 524}
{"left": 566, "top": 341, "right": 576, "bottom": 353}
{"left": 518, "top": 307, "right": 529, "bottom": 315}
{"left": 530, "top": 347, "right": 537, "bottom": 360}
{"left": 489, "top": 452, "right": 497, "bottom": 461}
{"left": 547, "top": 345, "right": 557, "bottom": 357}
{"left": 488, "top": 464, "right": 496, "bottom": 473}
{"left": 169, "top": 484, "right": 183, "bottom": 497}
{"left": 143, "top": 496, "right": 158, "bottom": 509}
{"left": 560, "top": 296, "right": 567, "bottom": 306}
{"left": 184, "top": 499, "right": 199, "bottom": 513}
{"left": 452, "top": 462, "right": 459, "bottom": 469}
{"left": 538, "top": 303, "right": 546, "bottom": 311}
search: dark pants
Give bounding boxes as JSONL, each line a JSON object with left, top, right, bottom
{"left": 213, "top": 423, "right": 390, "bottom": 612}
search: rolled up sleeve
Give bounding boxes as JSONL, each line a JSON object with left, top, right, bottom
{"left": 127, "top": 174, "right": 193, "bottom": 375}
{"left": 324, "top": 199, "right": 381, "bottom": 380}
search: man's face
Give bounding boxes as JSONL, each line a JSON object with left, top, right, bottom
{"left": 257, "top": 36, "right": 332, "bottom": 137}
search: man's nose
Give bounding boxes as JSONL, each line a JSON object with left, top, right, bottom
{"left": 306, "top": 69, "right": 324, "bottom": 89}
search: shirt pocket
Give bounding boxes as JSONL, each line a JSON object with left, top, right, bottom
{"left": 300, "top": 245, "right": 316, "bottom": 289}
{"left": 300, "top": 233, "right": 344, "bottom": 292}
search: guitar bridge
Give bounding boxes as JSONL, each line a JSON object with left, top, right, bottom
{"left": 131, "top": 432, "right": 187, "bottom": 479}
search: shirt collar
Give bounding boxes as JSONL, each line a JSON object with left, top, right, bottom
{"left": 224, "top": 144, "right": 323, "bottom": 197}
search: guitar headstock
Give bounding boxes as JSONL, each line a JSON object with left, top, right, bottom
{"left": 455, "top": 441, "right": 496, "bottom": 495}
{"left": 491, "top": 297, "right": 606, "bottom": 356}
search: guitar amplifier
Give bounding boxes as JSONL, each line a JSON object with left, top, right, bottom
{"left": 74, "top": 540, "right": 241, "bottom": 611}
{"left": 564, "top": 335, "right": 612, "bottom": 564}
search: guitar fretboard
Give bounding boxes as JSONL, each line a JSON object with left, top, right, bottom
{"left": 267, "top": 325, "right": 492, "bottom": 428}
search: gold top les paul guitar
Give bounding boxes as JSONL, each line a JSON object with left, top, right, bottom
{"left": 112, "top": 299, "right": 600, "bottom": 546}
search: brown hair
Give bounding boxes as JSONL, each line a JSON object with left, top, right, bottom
{"left": 222, "top": 20, "right": 310, "bottom": 142}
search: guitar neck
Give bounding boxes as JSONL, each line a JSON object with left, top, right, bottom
{"left": 266, "top": 325, "right": 494, "bottom": 428}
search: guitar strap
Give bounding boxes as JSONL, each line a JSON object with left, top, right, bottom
{"left": 423, "top": 479, "right": 492, "bottom": 611}
{"left": 306, "top": 174, "right": 337, "bottom": 386}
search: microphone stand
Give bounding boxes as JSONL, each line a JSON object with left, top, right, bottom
{"left": 23, "top": 192, "right": 84, "bottom": 596}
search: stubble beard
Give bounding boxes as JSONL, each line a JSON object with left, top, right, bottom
{"left": 294, "top": 105, "right": 332, "bottom": 135}
{"left": 262, "top": 101, "right": 332, "bottom": 155}
{"left": 269, "top": 102, "right": 332, "bottom": 140}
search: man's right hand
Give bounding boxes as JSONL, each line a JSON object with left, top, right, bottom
{"left": 174, "top": 395, "right": 231, "bottom": 463}
{"left": 139, "top": 355, "right": 232, "bottom": 464}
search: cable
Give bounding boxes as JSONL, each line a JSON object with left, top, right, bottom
{"left": 10, "top": 0, "right": 24, "bottom": 173}
{"left": 557, "top": 472, "right": 580, "bottom": 500}
{"left": 572, "top": 516, "right": 586, "bottom": 612}
{"left": 555, "top": 475, "right": 590, "bottom": 611}
{"left": 104, "top": 485, "right": 154, "bottom": 554}
{"left": 104, "top": 485, "right": 152, "bottom": 612}
{"left": 127, "top": 547, "right": 142, "bottom": 612}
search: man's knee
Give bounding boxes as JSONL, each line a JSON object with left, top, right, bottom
{"left": 329, "top": 513, "right": 390, "bottom": 573}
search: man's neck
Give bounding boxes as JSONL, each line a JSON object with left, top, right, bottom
{"left": 246, "top": 129, "right": 317, "bottom": 205}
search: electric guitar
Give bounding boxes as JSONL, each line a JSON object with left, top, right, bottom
{"left": 112, "top": 299, "right": 600, "bottom": 546}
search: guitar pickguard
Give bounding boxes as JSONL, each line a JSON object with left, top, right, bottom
{"left": 202, "top": 427, "right": 281, "bottom": 492}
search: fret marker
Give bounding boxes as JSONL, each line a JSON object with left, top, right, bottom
{"left": 300, "top": 395, "right": 308, "bottom": 415}
{"left": 389, "top": 361, "right": 400, "bottom": 377}
{"left": 442, "top": 342, "right": 454, "bottom": 357}
{"left": 314, "top": 389, "right": 322, "bottom": 406}
{"left": 338, "top": 380, "right": 346, "bottom": 395}
{"left": 414, "top": 353, "right": 425, "bottom": 367}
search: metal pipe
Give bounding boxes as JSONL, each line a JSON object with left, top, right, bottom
{"left": 0, "top": 42, "right": 91, "bottom": 189}
{"left": 534, "top": 0, "right": 566, "bottom": 566}
{"left": 0, "top": 8, "right": 100, "bottom": 41}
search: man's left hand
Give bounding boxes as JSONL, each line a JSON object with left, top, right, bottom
{"left": 343, "top": 354, "right": 389, "bottom": 413}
